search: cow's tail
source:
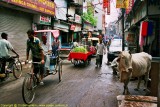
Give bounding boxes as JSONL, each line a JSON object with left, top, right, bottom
{"left": 147, "top": 54, "right": 152, "bottom": 74}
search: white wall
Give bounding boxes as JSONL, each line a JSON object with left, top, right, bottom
{"left": 94, "top": 0, "right": 103, "bottom": 30}
{"left": 55, "top": 0, "right": 67, "bottom": 20}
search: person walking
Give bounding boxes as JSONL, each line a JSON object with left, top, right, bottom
{"left": 0, "top": 33, "right": 19, "bottom": 78}
{"left": 95, "top": 39, "right": 106, "bottom": 67}
{"left": 52, "top": 38, "right": 60, "bottom": 56}
{"left": 107, "top": 38, "right": 111, "bottom": 51}
{"left": 73, "top": 39, "right": 79, "bottom": 48}
{"left": 25, "top": 29, "right": 45, "bottom": 85}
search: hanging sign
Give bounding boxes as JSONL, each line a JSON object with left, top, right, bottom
{"left": 75, "top": 14, "right": 82, "bottom": 24}
{"left": 126, "top": 0, "right": 134, "bottom": 14}
{"left": 107, "top": 0, "right": 110, "bottom": 15}
{"left": 4, "top": 0, "right": 55, "bottom": 16}
{"left": 116, "top": 0, "right": 129, "bottom": 9}
{"left": 103, "top": 0, "right": 108, "bottom": 8}
{"left": 70, "top": 24, "right": 76, "bottom": 31}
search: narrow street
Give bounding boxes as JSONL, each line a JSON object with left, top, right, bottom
{"left": 0, "top": 51, "right": 146, "bottom": 107}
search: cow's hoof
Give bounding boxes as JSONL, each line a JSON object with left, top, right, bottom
{"left": 143, "top": 88, "right": 146, "bottom": 91}
{"left": 134, "top": 88, "right": 139, "bottom": 91}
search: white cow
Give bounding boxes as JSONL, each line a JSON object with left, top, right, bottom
{"left": 117, "top": 51, "right": 152, "bottom": 95}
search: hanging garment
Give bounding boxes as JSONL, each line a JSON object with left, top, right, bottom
{"left": 141, "top": 21, "right": 148, "bottom": 37}
{"left": 147, "top": 21, "right": 154, "bottom": 36}
{"left": 139, "top": 22, "right": 145, "bottom": 47}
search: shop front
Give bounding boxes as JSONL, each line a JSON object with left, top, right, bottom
{"left": 71, "top": 14, "right": 82, "bottom": 43}
{"left": 0, "top": 0, "right": 55, "bottom": 59}
{"left": 125, "top": 1, "right": 147, "bottom": 53}
{"left": 53, "top": 20, "right": 70, "bottom": 48}
{"left": 71, "top": 24, "right": 81, "bottom": 43}
{"left": 83, "top": 21, "right": 94, "bottom": 38}
{"left": 126, "top": 0, "right": 160, "bottom": 57}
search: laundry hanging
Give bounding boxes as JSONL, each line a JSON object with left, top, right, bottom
{"left": 147, "top": 21, "right": 153, "bottom": 36}
{"left": 141, "top": 21, "right": 148, "bottom": 37}
{"left": 139, "top": 22, "right": 145, "bottom": 47}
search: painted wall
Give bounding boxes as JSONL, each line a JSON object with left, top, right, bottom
{"left": 94, "top": 0, "right": 103, "bottom": 30}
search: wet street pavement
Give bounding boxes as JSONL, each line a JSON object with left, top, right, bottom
{"left": 0, "top": 50, "right": 146, "bottom": 107}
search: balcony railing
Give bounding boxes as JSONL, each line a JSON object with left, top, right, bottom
{"left": 69, "top": 0, "right": 83, "bottom": 6}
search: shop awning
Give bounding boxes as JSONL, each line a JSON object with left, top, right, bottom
{"left": 35, "top": 30, "right": 59, "bottom": 38}
{"left": 54, "top": 27, "right": 69, "bottom": 32}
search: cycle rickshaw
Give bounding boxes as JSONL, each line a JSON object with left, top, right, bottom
{"left": 22, "top": 30, "right": 62, "bottom": 104}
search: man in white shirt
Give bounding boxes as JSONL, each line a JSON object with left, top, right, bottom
{"left": 73, "top": 39, "right": 79, "bottom": 48}
{"left": 42, "top": 35, "right": 52, "bottom": 73}
{"left": 0, "top": 33, "right": 19, "bottom": 77}
{"left": 96, "top": 39, "right": 106, "bottom": 67}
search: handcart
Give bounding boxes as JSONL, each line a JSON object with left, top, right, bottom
{"left": 68, "top": 51, "right": 92, "bottom": 66}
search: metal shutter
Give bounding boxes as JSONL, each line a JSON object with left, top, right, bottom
{"left": 0, "top": 7, "right": 33, "bottom": 60}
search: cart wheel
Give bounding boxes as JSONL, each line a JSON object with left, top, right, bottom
{"left": 87, "top": 58, "right": 91, "bottom": 65}
{"left": 83, "top": 60, "right": 88, "bottom": 66}
{"left": 73, "top": 60, "right": 78, "bottom": 66}
{"left": 58, "top": 61, "right": 62, "bottom": 82}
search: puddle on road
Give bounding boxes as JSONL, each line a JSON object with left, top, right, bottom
{"left": 97, "top": 72, "right": 120, "bottom": 83}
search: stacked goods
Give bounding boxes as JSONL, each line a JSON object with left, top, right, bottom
{"left": 71, "top": 46, "right": 88, "bottom": 53}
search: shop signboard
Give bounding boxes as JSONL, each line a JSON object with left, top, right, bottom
{"left": 70, "top": 24, "right": 76, "bottom": 31}
{"left": 131, "top": 2, "right": 147, "bottom": 25}
{"left": 40, "top": 15, "right": 51, "bottom": 25}
{"left": 34, "top": 15, "right": 51, "bottom": 25}
{"left": 3, "top": 0, "right": 55, "bottom": 16}
{"left": 126, "top": 0, "right": 134, "bottom": 14}
{"left": 74, "top": 14, "right": 82, "bottom": 24}
{"left": 83, "top": 22, "right": 94, "bottom": 31}
{"left": 74, "top": 24, "right": 81, "bottom": 32}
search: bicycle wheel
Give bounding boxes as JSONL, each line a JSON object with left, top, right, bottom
{"left": 13, "top": 60, "right": 22, "bottom": 79}
{"left": 22, "top": 73, "right": 36, "bottom": 104}
{"left": 58, "top": 61, "right": 62, "bottom": 82}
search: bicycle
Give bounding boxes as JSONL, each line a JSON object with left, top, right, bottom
{"left": 22, "top": 56, "right": 62, "bottom": 104}
{"left": 0, "top": 56, "right": 22, "bottom": 81}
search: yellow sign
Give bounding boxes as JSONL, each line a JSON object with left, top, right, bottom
{"left": 6, "top": 0, "right": 55, "bottom": 16}
{"left": 116, "top": 0, "right": 129, "bottom": 9}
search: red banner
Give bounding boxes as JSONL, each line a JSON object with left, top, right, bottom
{"left": 4, "top": 0, "right": 55, "bottom": 16}
{"left": 103, "top": 0, "right": 108, "bottom": 8}
{"left": 107, "top": 0, "right": 110, "bottom": 15}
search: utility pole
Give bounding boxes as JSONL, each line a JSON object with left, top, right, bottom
{"left": 121, "top": 8, "right": 125, "bottom": 51}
